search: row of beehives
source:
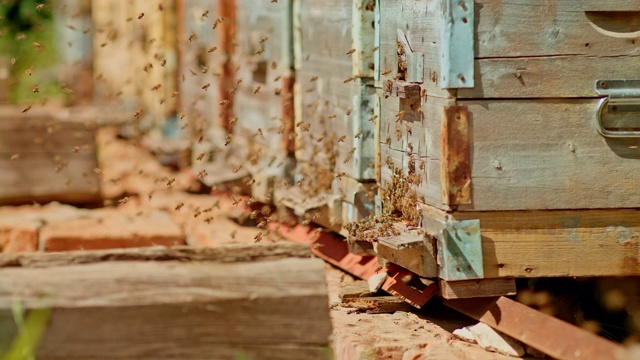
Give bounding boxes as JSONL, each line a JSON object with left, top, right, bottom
{"left": 91, "top": 0, "right": 640, "bottom": 282}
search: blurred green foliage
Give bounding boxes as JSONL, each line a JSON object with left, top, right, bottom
{"left": 0, "top": 0, "right": 67, "bottom": 104}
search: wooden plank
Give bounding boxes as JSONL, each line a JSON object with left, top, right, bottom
{"left": 342, "top": 296, "right": 415, "bottom": 314}
{"left": 0, "top": 244, "right": 332, "bottom": 359}
{"left": 451, "top": 99, "right": 640, "bottom": 210}
{"left": 0, "top": 243, "right": 312, "bottom": 268}
{"left": 459, "top": 55, "right": 640, "bottom": 99}
{"left": 439, "top": 278, "right": 516, "bottom": 300}
{"left": 421, "top": 204, "right": 640, "bottom": 278}
{"left": 446, "top": 296, "right": 630, "bottom": 360}
{"left": 0, "top": 108, "right": 101, "bottom": 205}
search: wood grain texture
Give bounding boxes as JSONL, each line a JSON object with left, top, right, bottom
{"left": 0, "top": 244, "right": 332, "bottom": 359}
{"left": 0, "top": 243, "right": 312, "bottom": 268}
{"left": 421, "top": 204, "right": 640, "bottom": 278}
{"left": 454, "top": 99, "right": 640, "bottom": 210}
{"left": 0, "top": 109, "right": 101, "bottom": 205}
{"left": 439, "top": 278, "right": 516, "bottom": 299}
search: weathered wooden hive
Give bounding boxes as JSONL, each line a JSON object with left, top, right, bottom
{"left": 374, "top": 0, "right": 640, "bottom": 297}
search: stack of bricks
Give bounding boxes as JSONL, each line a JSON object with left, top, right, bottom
{"left": 0, "top": 202, "right": 185, "bottom": 253}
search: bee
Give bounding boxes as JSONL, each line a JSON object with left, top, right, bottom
{"left": 225, "top": 134, "right": 232, "bottom": 146}
{"left": 188, "top": 33, "right": 196, "bottom": 42}
{"left": 138, "top": 13, "right": 144, "bottom": 20}
{"left": 343, "top": 76, "right": 357, "bottom": 83}
{"left": 175, "top": 202, "right": 184, "bottom": 211}
{"left": 395, "top": 111, "right": 405, "bottom": 122}
{"left": 32, "top": 85, "right": 39, "bottom": 93}
{"left": 10, "top": 154, "right": 19, "bottom": 160}
{"left": 327, "top": 114, "right": 336, "bottom": 119}
{"left": 260, "top": 36, "right": 269, "bottom": 43}
{"left": 197, "top": 169, "right": 208, "bottom": 179}
{"left": 202, "top": 10, "right": 209, "bottom": 18}
{"left": 36, "top": 3, "right": 45, "bottom": 12}
{"left": 354, "top": 130, "right": 363, "bottom": 139}
{"left": 159, "top": 98, "right": 165, "bottom": 104}
{"left": 232, "top": 165, "right": 242, "bottom": 173}
{"left": 134, "top": 109, "right": 143, "bottom": 119}
{"left": 274, "top": 75, "right": 281, "bottom": 82}
{"left": 22, "top": 105, "right": 32, "bottom": 113}
{"left": 161, "top": 59, "right": 166, "bottom": 67}
{"left": 118, "top": 197, "right": 129, "bottom": 204}
{"left": 346, "top": 48, "right": 356, "bottom": 55}
{"left": 213, "top": 17, "right": 224, "bottom": 29}
{"left": 220, "top": 99, "right": 229, "bottom": 106}
{"left": 254, "top": 232, "right": 263, "bottom": 242}
{"left": 25, "top": 68, "right": 32, "bottom": 76}
{"left": 336, "top": 172, "right": 345, "bottom": 180}
{"left": 197, "top": 152, "right": 207, "bottom": 161}
{"left": 369, "top": 114, "right": 378, "bottom": 122}
{"left": 208, "top": 46, "right": 217, "bottom": 53}
{"left": 257, "top": 128, "right": 264, "bottom": 137}
{"left": 274, "top": 88, "right": 282, "bottom": 95}
{"left": 310, "top": 76, "right": 318, "bottom": 82}
{"left": 372, "top": 46, "right": 379, "bottom": 51}
{"left": 382, "top": 69, "right": 392, "bottom": 76}
{"left": 231, "top": 195, "right": 241, "bottom": 206}
{"left": 167, "top": 178, "right": 176, "bottom": 186}
{"left": 189, "top": 69, "right": 197, "bottom": 76}
{"left": 230, "top": 230, "right": 237, "bottom": 239}
{"left": 255, "top": 47, "right": 265, "bottom": 55}
{"left": 72, "top": 146, "right": 80, "bottom": 153}
{"left": 337, "top": 135, "right": 346, "bottom": 142}
{"left": 151, "top": 84, "right": 161, "bottom": 91}
{"left": 202, "top": 83, "right": 210, "bottom": 91}
{"left": 253, "top": 85, "right": 261, "bottom": 94}
{"left": 204, "top": 217, "right": 214, "bottom": 224}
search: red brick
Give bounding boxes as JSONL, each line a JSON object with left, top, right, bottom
{"left": 40, "top": 209, "right": 185, "bottom": 251}
{"left": 0, "top": 202, "right": 85, "bottom": 253}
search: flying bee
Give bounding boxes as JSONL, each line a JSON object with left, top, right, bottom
{"left": 274, "top": 75, "right": 281, "bottom": 82}
{"left": 188, "top": 33, "right": 196, "bottom": 42}
{"left": 230, "top": 230, "right": 237, "bottom": 239}
{"left": 310, "top": 76, "right": 318, "bottom": 82}
{"left": 255, "top": 47, "right": 265, "bottom": 55}
{"left": 231, "top": 194, "right": 241, "bottom": 206}
{"left": 225, "top": 134, "right": 232, "bottom": 146}
{"left": 260, "top": 36, "right": 268, "bottom": 43}
{"left": 354, "top": 130, "right": 363, "bottom": 138}
{"left": 22, "top": 105, "right": 32, "bottom": 113}
{"left": 118, "top": 196, "right": 129, "bottom": 204}
{"left": 167, "top": 178, "right": 176, "bottom": 186}
{"left": 346, "top": 48, "right": 356, "bottom": 55}
{"left": 202, "top": 10, "right": 209, "bottom": 18}
{"left": 369, "top": 114, "right": 378, "bottom": 122}
{"left": 382, "top": 69, "right": 392, "bottom": 76}
{"left": 32, "top": 85, "right": 39, "bottom": 93}
{"left": 36, "top": 3, "right": 45, "bottom": 11}
{"left": 337, "top": 135, "right": 346, "bottom": 142}
{"left": 197, "top": 152, "right": 207, "bottom": 161}
{"left": 138, "top": 13, "right": 144, "bottom": 19}
{"left": 208, "top": 46, "right": 217, "bottom": 53}
{"left": 343, "top": 76, "right": 357, "bottom": 83}
{"left": 161, "top": 59, "right": 166, "bottom": 67}
{"left": 10, "top": 154, "right": 19, "bottom": 160}
{"left": 175, "top": 202, "right": 184, "bottom": 211}
{"left": 327, "top": 114, "right": 336, "bottom": 119}
{"left": 253, "top": 85, "right": 261, "bottom": 94}
{"left": 197, "top": 169, "right": 208, "bottom": 179}
{"left": 274, "top": 88, "right": 282, "bottom": 95}
{"left": 202, "top": 83, "right": 210, "bottom": 91}
{"left": 254, "top": 232, "right": 263, "bottom": 242}
{"left": 336, "top": 172, "right": 345, "bottom": 180}
{"left": 151, "top": 83, "right": 161, "bottom": 91}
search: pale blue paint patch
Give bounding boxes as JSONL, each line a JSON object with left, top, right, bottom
{"left": 439, "top": 0, "right": 474, "bottom": 89}
{"left": 438, "top": 219, "right": 484, "bottom": 280}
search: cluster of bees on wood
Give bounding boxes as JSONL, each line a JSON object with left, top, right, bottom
{"left": 9, "top": 0, "right": 428, "bottom": 245}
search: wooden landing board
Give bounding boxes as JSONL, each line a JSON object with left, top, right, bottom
{"left": 0, "top": 244, "right": 332, "bottom": 359}
{"left": 446, "top": 296, "right": 630, "bottom": 360}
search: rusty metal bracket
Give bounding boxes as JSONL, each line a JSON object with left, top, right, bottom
{"left": 440, "top": 106, "right": 471, "bottom": 206}
{"left": 446, "top": 296, "right": 630, "bottom": 360}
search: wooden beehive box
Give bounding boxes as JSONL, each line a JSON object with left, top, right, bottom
{"left": 0, "top": 244, "right": 332, "bottom": 359}
{"left": 177, "top": 0, "right": 245, "bottom": 184}
{"left": 272, "top": 0, "right": 377, "bottom": 233}
{"left": 0, "top": 107, "right": 101, "bottom": 205}
{"left": 375, "top": 0, "right": 640, "bottom": 296}
{"left": 230, "top": 0, "right": 295, "bottom": 202}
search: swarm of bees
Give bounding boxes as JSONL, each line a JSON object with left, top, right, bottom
{"left": 6, "top": 0, "right": 429, "bottom": 252}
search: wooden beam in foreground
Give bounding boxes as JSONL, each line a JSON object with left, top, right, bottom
{"left": 0, "top": 243, "right": 332, "bottom": 359}
{"left": 445, "top": 296, "right": 630, "bottom": 360}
